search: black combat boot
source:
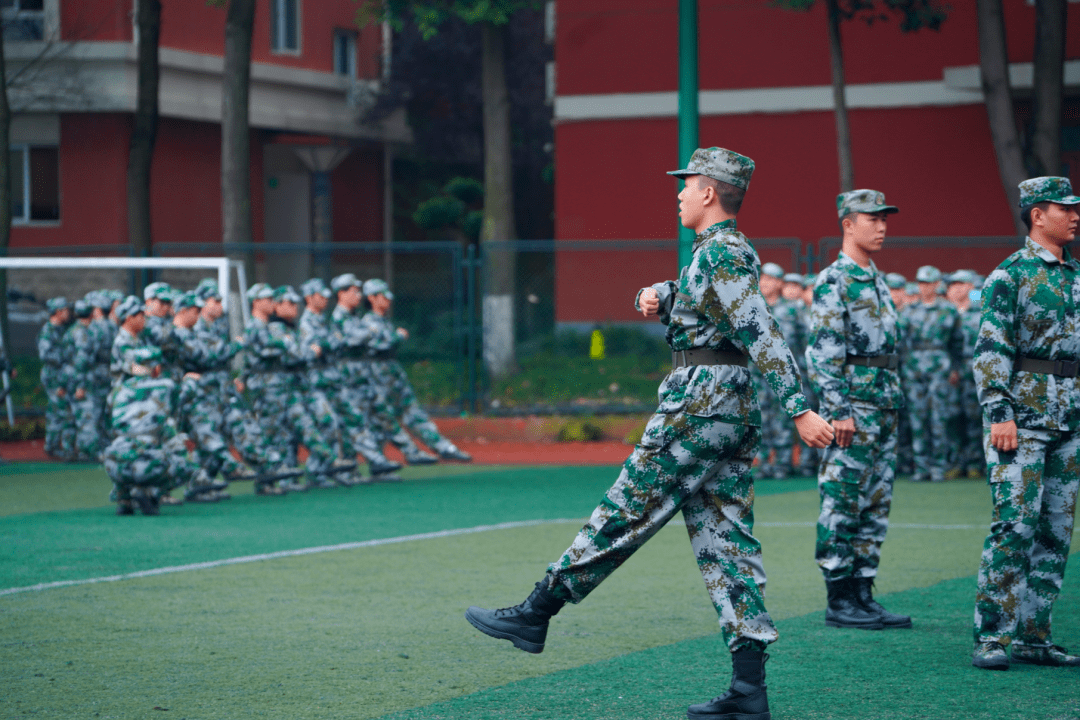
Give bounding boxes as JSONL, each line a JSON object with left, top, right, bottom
{"left": 465, "top": 580, "right": 567, "bottom": 654}
{"left": 854, "top": 577, "right": 912, "bottom": 629}
{"left": 687, "top": 649, "right": 770, "bottom": 720}
{"left": 825, "top": 577, "right": 884, "bottom": 630}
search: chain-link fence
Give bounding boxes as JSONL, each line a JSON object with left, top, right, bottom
{"left": 2, "top": 234, "right": 1028, "bottom": 418}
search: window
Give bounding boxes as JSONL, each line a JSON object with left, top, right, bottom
{"left": 10, "top": 145, "right": 60, "bottom": 223}
{"left": 333, "top": 29, "right": 357, "bottom": 78}
{"left": 2, "top": 0, "right": 45, "bottom": 41}
{"left": 270, "top": 0, "right": 300, "bottom": 53}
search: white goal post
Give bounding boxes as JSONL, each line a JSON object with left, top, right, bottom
{"left": 0, "top": 256, "right": 251, "bottom": 426}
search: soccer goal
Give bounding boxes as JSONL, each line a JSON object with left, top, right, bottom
{"left": 0, "top": 256, "right": 251, "bottom": 426}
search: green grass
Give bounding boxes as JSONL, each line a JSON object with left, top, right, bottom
{"left": 1, "top": 464, "right": 1077, "bottom": 720}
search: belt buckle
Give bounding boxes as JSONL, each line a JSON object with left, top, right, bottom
{"left": 887, "top": 354, "right": 900, "bottom": 371}
{"left": 1056, "top": 359, "right": 1079, "bottom": 378}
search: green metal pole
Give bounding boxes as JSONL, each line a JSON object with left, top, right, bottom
{"left": 677, "top": 0, "right": 699, "bottom": 271}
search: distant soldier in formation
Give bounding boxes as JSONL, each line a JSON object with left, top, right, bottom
{"left": 807, "top": 189, "right": 911, "bottom": 631}
{"left": 38, "top": 297, "right": 73, "bottom": 459}
{"left": 900, "top": 266, "right": 963, "bottom": 483}
{"left": 884, "top": 273, "right": 913, "bottom": 475}
{"left": 945, "top": 269, "right": 984, "bottom": 479}
{"left": 781, "top": 271, "right": 816, "bottom": 476}
{"left": 66, "top": 299, "right": 101, "bottom": 461}
{"left": 971, "top": 177, "right": 1080, "bottom": 670}
{"left": 753, "top": 263, "right": 793, "bottom": 478}
{"left": 361, "top": 278, "right": 472, "bottom": 464}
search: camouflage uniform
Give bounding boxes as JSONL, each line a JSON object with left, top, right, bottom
{"left": 542, "top": 149, "right": 809, "bottom": 653}
{"left": 66, "top": 303, "right": 102, "bottom": 460}
{"left": 955, "top": 299, "right": 984, "bottom": 476}
{"left": 900, "top": 271, "right": 963, "bottom": 482}
{"left": 757, "top": 294, "right": 805, "bottom": 477}
{"left": 793, "top": 293, "right": 820, "bottom": 475}
{"left": 806, "top": 190, "right": 904, "bottom": 582}
{"left": 37, "top": 299, "right": 73, "bottom": 459}
{"left": 87, "top": 293, "right": 117, "bottom": 441}
{"left": 104, "top": 347, "right": 202, "bottom": 512}
{"left": 973, "top": 184, "right": 1080, "bottom": 653}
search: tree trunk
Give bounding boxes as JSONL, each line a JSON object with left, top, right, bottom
{"left": 825, "top": 0, "right": 854, "bottom": 192}
{"left": 480, "top": 22, "right": 517, "bottom": 377}
{"left": 0, "top": 29, "right": 12, "bottom": 355}
{"left": 1030, "top": 0, "right": 1066, "bottom": 177}
{"left": 127, "top": 0, "right": 161, "bottom": 292}
{"left": 222, "top": 0, "right": 256, "bottom": 281}
{"left": 976, "top": 0, "right": 1026, "bottom": 233}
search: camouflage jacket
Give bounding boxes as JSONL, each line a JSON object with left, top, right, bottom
{"left": 241, "top": 316, "right": 310, "bottom": 391}
{"left": 299, "top": 308, "right": 346, "bottom": 391}
{"left": 958, "top": 304, "right": 980, "bottom": 360}
{"left": 330, "top": 304, "right": 374, "bottom": 384}
{"left": 110, "top": 328, "right": 146, "bottom": 382}
{"left": 109, "top": 373, "right": 180, "bottom": 447}
{"left": 66, "top": 321, "right": 95, "bottom": 392}
{"left": 37, "top": 321, "right": 70, "bottom": 390}
{"left": 806, "top": 252, "right": 904, "bottom": 419}
{"left": 88, "top": 318, "right": 115, "bottom": 383}
{"left": 173, "top": 319, "right": 241, "bottom": 393}
{"left": 973, "top": 237, "right": 1080, "bottom": 432}
{"left": 773, "top": 298, "right": 807, "bottom": 370}
{"left": 899, "top": 299, "right": 963, "bottom": 373}
{"left": 359, "top": 312, "right": 403, "bottom": 357}
{"left": 634, "top": 219, "right": 808, "bottom": 425}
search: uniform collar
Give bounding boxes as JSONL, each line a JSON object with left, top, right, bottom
{"left": 835, "top": 251, "right": 879, "bottom": 281}
{"left": 692, "top": 219, "right": 737, "bottom": 254}
{"left": 1024, "top": 236, "right": 1080, "bottom": 269}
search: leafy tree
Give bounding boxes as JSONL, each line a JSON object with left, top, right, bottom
{"left": 413, "top": 176, "right": 484, "bottom": 243}
{"left": 776, "top": 0, "right": 947, "bottom": 192}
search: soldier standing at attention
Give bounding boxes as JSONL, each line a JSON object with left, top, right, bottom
{"left": 946, "top": 269, "right": 984, "bottom": 478}
{"left": 971, "top": 177, "right": 1080, "bottom": 670}
{"left": 781, "top": 271, "right": 814, "bottom": 476}
{"left": 900, "top": 266, "right": 963, "bottom": 482}
{"left": 465, "top": 148, "right": 834, "bottom": 720}
{"left": 66, "top": 299, "right": 101, "bottom": 461}
{"left": 753, "top": 263, "right": 792, "bottom": 478}
{"left": 806, "top": 190, "right": 912, "bottom": 631}
{"left": 360, "top": 278, "right": 472, "bottom": 464}
{"left": 38, "top": 297, "right": 73, "bottom": 459}
{"left": 110, "top": 297, "right": 147, "bottom": 385}
{"left": 884, "top": 273, "right": 913, "bottom": 476}
{"left": 87, "top": 292, "right": 116, "bottom": 442}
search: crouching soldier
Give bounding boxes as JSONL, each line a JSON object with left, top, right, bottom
{"left": 104, "top": 347, "right": 204, "bottom": 516}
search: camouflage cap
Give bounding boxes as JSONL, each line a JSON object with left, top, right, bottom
{"left": 173, "top": 291, "right": 205, "bottom": 310}
{"left": 331, "top": 273, "right": 362, "bottom": 292}
{"left": 45, "top": 297, "right": 69, "bottom": 314}
{"left": 195, "top": 278, "right": 221, "bottom": 301}
{"left": 115, "top": 295, "right": 145, "bottom": 322}
{"left": 143, "top": 281, "right": 174, "bottom": 302}
{"left": 948, "top": 269, "right": 977, "bottom": 285}
{"left": 129, "top": 346, "right": 163, "bottom": 370}
{"left": 300, "top": 278, "right": 331, "bottom": 298}
{"left": 884, "top": 272, "right": 907, "bottom": 289}
{"left": 73, "top": 299, "right": 91, "bottom": 318}
{"left": 273, "top": 285, "right": 302, "bottom": 304}
{"left": 761, "top": 263, "right": 784, "bottom": 279}
{"left": 106, "top": 289, "right": 125, "bottom": 304}
{"left": 85, "top": 291, "right": 112, "bottom": 310}
{"left": 1018, "top": 176, "right": 1080, "bottom": 207}
{"left": 245, "top": 282, "right": 275, "bottom": 302}
{"left": 362, "top": 278, "right": 393, "bottom": 299}
{"left": 667, "top": 147, "right": 755, "bottom": 191}
{"left": 836, "top": 189, "right": 899, "bottom": 219}
{"left": 782, "top": 272, "right": 803, "bottom": 284}
{"left": 915, "top": 265, "right": 941, "bottom": 283}
{"left": 905, "top": 282, "right": 919, "bottom": 295}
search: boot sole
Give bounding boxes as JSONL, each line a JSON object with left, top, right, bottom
{"left": 464, "top": 609, "right": 544, "bottom": 654}
{"left": 881, "top": 619, "right": 913, "bottom": 629}
{"left": 687, "top": 709, "right": 771, "bottom": 720}
{"left": 972, "top": 657, "right": 1010, "bottom": 670}
{"left": 825, "top": 618, "right": 884, "bottom": 630}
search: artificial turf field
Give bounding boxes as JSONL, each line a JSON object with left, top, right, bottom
{"left": 1, "top": 461, "right": 1078, "bottom": 720}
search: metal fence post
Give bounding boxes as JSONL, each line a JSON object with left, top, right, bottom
{"left": 464, "top": 242, "right": 479, "bottom": 414}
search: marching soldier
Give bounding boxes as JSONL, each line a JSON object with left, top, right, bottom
{"left": 971, "top": 177, "right": 1080, "bottom": 670}
{"left": 465, "top": 148, "right": 834, "bottom": 720}
{"left": 360, "top": 278, "right": 472, "bottom": 464}
{"left": 900, "top": 266, "right": 963, "bottom": 482}
{"left": 806, "top": 189, "right": 911, "bottom": 631}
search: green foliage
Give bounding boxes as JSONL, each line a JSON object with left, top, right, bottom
{"left": 412, "top": 195, "right": 467, "bottom": 230}
{"left": 461, "top": 210, "right": 483, "bottom": 241}
{"left": 0, "top": 417, "right": 45, "bottom": 441}
{"left": 772, "top": 0, "right": 947, "bottom": 31}
{"left": 556, "top": 418, "right": 604, "bottom": 442}
{"left": 444, "top": 176, "right": 484, "bottom": 205}
{"left": 358, "top": 0, "right": 539, "bottom": 38}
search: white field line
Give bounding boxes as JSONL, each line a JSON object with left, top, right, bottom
{"left": 0, "top": 518, "right": 985, "bottom": 598}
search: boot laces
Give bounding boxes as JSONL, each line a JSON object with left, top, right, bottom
{"left": 491, "top": 601, "right": 527, "bottom": 618}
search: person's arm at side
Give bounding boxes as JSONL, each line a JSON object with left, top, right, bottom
{"left": 973, "top": 269, "right": 1018, "bottom": 452}
{"left": 805, "top": 275, "right": 853, "bottom": 446}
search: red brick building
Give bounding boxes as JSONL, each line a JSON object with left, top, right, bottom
{"left": 551, "top": 0, "right": 1080, "bottom": 326}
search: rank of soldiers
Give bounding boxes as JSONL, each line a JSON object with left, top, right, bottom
{"left": 37, "top": 274, "right": 472, "bottom": 516}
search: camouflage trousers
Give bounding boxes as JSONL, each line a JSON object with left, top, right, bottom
{"left": 545, "top": 411, "right": 776, "bottom": 652}
{"left": 370, "top": 361, "right": 452, "bottom": 457}
{"left": 103, "top": 433, "right": 201, "bottom": 502}
{"left": 905, "top": 359, "right": 953, "bottom": 481}
{"left": 973, "top": 426, "right": 1080, "bottom": 646}
{"left": 181, "top": 382, "right": 245, "bottom": 479}
{"left": 757, "top": 384, "right": 795, "bottom": 478}
{"left": 44, "top": 388, "right": 73, "bottom": 458}
{"left": 223, "top": 385, "right": 279, "bottom": 469}
{"left": 335, "top": 364, "right": 398, "bottom": 468}
{"left": 816, "top": 405, "right": 897, "bottom": 581}
{"left": 71, "top": 391, "right": 105, "bottom": 460}
{"left": 896, "top": 407, "right": 914, "bottom": 475}
{"left": 950, "top": 369, "right": 984, "bottom": 474}
{"left": 249, "top": 375, "right": 335, "bottom": 478}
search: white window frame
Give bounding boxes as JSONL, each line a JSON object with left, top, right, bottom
{"left": 333, "top": 28, "right": 357, "bottom": 78}
{"left": 270, "top": 0, "right": 301, "bottom": 55}
{"left": 10, "top": 143, "right": 60, "bottom": 226}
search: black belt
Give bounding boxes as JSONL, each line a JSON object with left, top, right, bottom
{"left": 672, "top": 348, "right": 748, "bottom": 369}
{"left": 1015, "top": 356, "right": 1080, "bottom": 378}
{"left": 845, "top": 353, "right": 901, "bottom": 370}
{"left": 910, "top": 344, "right": 944, "bottom": 351}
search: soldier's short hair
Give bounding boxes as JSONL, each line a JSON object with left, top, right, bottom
{"left": 696, "top": 175, "right": 745, "bottom": 215}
